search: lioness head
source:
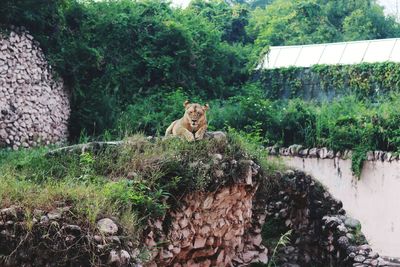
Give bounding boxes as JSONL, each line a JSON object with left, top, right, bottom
{"left": 183, "top": 100, "right": 209, "bottom": 129}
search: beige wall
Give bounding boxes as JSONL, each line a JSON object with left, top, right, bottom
{"left": 274, "top": 156, "right": 400, "bottom": 257}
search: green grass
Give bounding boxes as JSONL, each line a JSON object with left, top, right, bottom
{"left": 0, "top": 132, "right": 280, "bottom": 243}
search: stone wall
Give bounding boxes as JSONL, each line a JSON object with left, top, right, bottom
{"left": 0, "top": 139, "right": 388, "bottom": 266}
{"left": 261, "top": 170, "right": 388, "bottom": 267}
{"left": 0, "top": 28, "right": 70, "bottom": 149}
{"left": 142, "top": 165, "right": 387, "bottom": 267}
{"left": 144, "top": 160, "right": 268, "bottom": 267}
{"left": 268, "top": 145, "right": 400, "bottom": 259}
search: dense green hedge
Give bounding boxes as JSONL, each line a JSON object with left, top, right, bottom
{"left": 258, "top": 63, "right": 400, "bottom": 100}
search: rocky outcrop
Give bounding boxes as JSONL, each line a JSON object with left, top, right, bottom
{"left": 144, "top": 160, "right": 268, "bottom": 267}
{"left": 0, "top": 144, "right": 386, "bottom": 267}
{"left": 0, "top": 27, "right": 70, "bottom": 149}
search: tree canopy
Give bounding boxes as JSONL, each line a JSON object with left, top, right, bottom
{"left": 248, "top": 0, "right": 400, "bottom": 49}
{"left": 1, "top": 0, "right": 400, "bottom": 139}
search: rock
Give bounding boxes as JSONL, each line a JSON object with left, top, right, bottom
{"left": 370, "top": 259, "right": 379, "bottom": 266}
{"left": 0, "top": 29, "right": 70, "bottom": 149}
{"left": 374, "top": 151, "right": 383, "bottom": 161}
{"left": 344, "top": 217, "right": 361, "bottom": 229}
{"left": 318, "top": 147, "right": 328, "bottom": 158}
{"left": 193, "top": 236, "right": 206, "bottom": 249}
{"left": 120, "top": 250, "right": 131, "bottom": 265}
{"left": 268, "top": 146, "right": 278, "bottom": 155}
{"left": 205, "top": 131, "right": 226, "bottom": 140}
{"left": 214, "top": 169, "right": 224, "bottom": 178}
{"left": 326, "top": 150, "right": 335, "bottom": 158}
{"left": 161, "top": 250, "right": 173, "bottom": 259}
{"left": 107, "top": 236, "right": 121, "bottom": 244}
{"left": 368, "top": 251, "right": 379, "bottom": 259}
{"left": 178, "top": 218, "right": 189, "bottom": 228}
{"left": 377, "top": 258, "right": 387, "bottom": 266}
{"left": 309, "top": 148, "right": 318, "bottom": 157}
{"left": 94, "top": 235, "right": 102, "bottom": 243}
{"left": 257, "top": 252, "right": 268, "bottom": 263}
{"left": 346, "top": 233, "right": 355, "bottom": 241}
{"left": 363, "top": 259, "right": 372, "bottom": 265}
{"left": 97, "top": 218, "right": 118, "bottom": 235}
{"left": 108, "top": 250, "right": 121, "bottom": 265}
{"left": 40, "top": 215, "right": 49, "bottom": 224}
{"left": 354, "top": 255, "right": 366, "bottom": 263}
{"left": 212, "top": 153, "right": 223, "bottom": 161}
{"left": 343, "top": 150, "right": 352, "bottom": 159}
{"left": 288, "top": 144, "right": 303, "bottom": 155}
{"left": 202, "top": 195, "right": 214, "bottom": 209}
{"left": 359, "top": 244, "right": 372, "bottom": 252}
{"left": 298, "top": 148, "right": 309, "bottom": 157}
{"left": 337, "top": 224, "right": 348, "bottom": 234}
{"left": 241, "top": 250, "right": 258, "bottom": 263}
{"left": 0, "top": 207, "right": 17, "bottom": 219}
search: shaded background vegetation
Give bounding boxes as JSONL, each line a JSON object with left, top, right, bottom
{"left": 1, "top": 0, "right": 400, "bottom": 162}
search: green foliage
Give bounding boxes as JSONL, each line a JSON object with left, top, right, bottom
{"left": 0, "top": 132, "right": 278, "bottom": 238}
{"left": 209, "top": 84, "right": 279, "bottom": 144}
{"left": 260, "top": 218, "right": 289, "bottom": 248}
{"left": 0, "top": 0, "right": 251, "bottom": 139}
{"left": 103, "top": 179, "right": 169, "bottom": 218}
{"left": 268, "top": 229, "right": 293, "bottom": 267}
{"left": 116, "top": 90, "right": 192, "bottom": 137}
{"left": 248, "top": 0, "right": 338, "bottom": 48}
{"left": 211, "top": 91, "right": 400, "bottom": 176}
{"left": 2, "top": 0, "right": 400, "bottom": 178}
{"left": 209, "top": 86, "right": 316, "bottom": 147}
{"left": 2, "top": 0, "right": 400, "bottom": 142}
{"left": 247, "top": 0, "right": 400, "bottom": 50}
{"left": 189, "top": 0, "right": 251, "bottom": 44}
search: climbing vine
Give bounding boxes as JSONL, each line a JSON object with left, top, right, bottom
{"left": 259, "top": 62, "right": 400, "bottom": 99}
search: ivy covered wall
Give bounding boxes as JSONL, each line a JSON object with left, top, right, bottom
{"left": 258, "top": 62, "right": 400, "bottom": 100}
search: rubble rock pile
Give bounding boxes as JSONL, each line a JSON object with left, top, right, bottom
{"left": 0, "top": 28, "right": 70, "bottom": 149}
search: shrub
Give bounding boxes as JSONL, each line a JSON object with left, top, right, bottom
{"left": 0, "top": 0, "right": 252, "bottom": 139}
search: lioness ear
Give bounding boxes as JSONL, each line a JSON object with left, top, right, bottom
{"left": 203, "top": 104, "right": 209, "bottom": 111}
{"left": 183, "top": 100, "right": 190, "bottom": 109}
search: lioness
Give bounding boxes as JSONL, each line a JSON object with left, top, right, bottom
{"left": 165, "top": 100, "right": 209, "bottom": 141}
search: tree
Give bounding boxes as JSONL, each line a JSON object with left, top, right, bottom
{"left": 248, "top": 0, "right": 338, "bottom": 48}
{"left": 247, "top": 0, "right": 400, "bottom": 49}
{"left": 342, "top": 6, "right": 400, "bottom": 41}
{"left": 188, "top": 0, "right": 251, "bottom": 43}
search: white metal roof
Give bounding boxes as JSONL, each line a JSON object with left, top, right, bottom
{"left": 259, "top": 38, "right": 400, "bottom": 69}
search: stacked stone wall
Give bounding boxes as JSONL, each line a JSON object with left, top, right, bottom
{"left": 0, "top": 28, "right": 70, "bottom": 149}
